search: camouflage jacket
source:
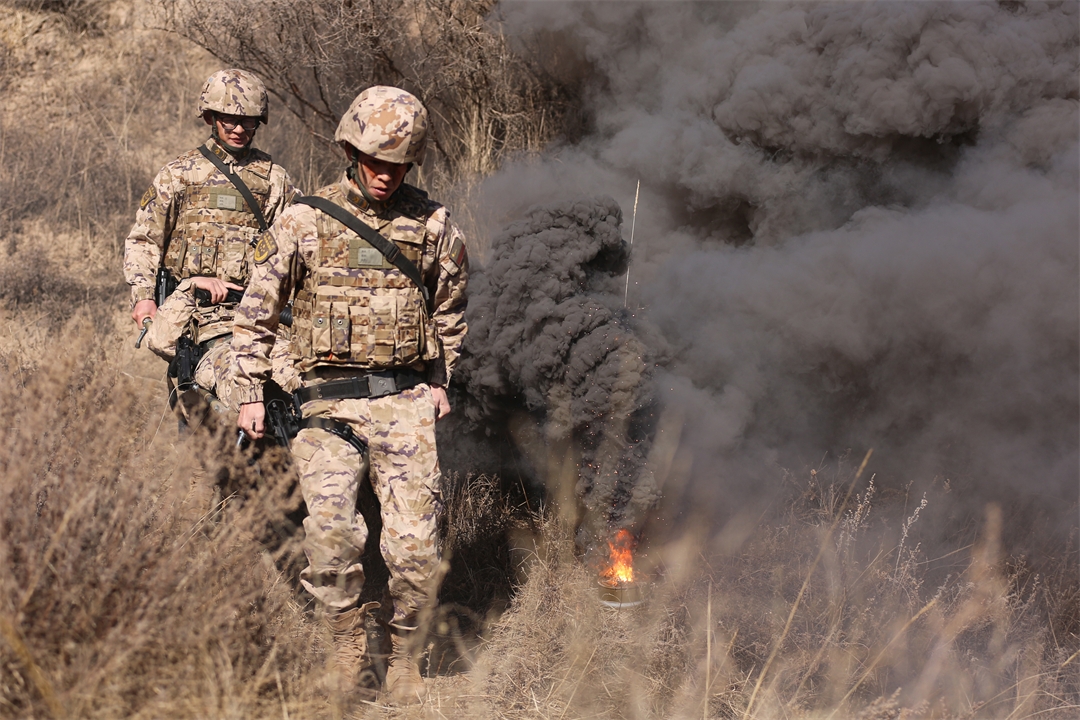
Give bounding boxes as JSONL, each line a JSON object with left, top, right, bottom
{"left": 123, "top": 137, "right": 298, "bottom": 340}
{"left": 231, "top": 175, "right": 469, "bottom": 404}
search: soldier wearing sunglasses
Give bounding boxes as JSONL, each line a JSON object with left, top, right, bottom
{"left": 124, "top": 69, "right": 300, "bottom": 426}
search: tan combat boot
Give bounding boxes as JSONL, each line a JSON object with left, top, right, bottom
{"left": 321, "top": 601, "right": 379, "bottom": 697}
{"left": 383, "top": 631, "right": 426, "bottom": 705}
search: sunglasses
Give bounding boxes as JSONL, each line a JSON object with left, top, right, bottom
{"left": 217, "top": 115, "right": 260, "bottom": 131}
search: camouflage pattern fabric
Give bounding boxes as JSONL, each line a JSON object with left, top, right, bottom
{"left": 268, "top": 323, "right": 302, "bottom": 393}
{"left": 196, "top": 342, "right": 240, "bottom": 411}
{"left": 283, "top": 181, "right": 450, "bottom": 371}
{"left": 231, "top": 173, "right": 468, "bottom": 626}
{"left": 145, "top": 278, "right": 198, "bottom": 358}
{"left": 145, "top": 279, "right": 300, "bottom": 414}
{"left": 197, "top": 69, "right": 269, "bottom": 122}
{"left": 291, "top": 384, "right": 440, "bottom": 627}
{"left": 231, "top": 174, "right": 468, "bottom": 405}
{"left": 124, "top": 136, "right": 297, "bottom": 343}
{"left": 334, "top": 86, "right": 428, "bottom": 166}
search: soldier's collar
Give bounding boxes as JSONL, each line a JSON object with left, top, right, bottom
{"left": 342, "top": 173, "right": 388, "bottom": 215}
{"left": 207, "top": 136, "right": 251, "bottom": 163}
{"left": 344, "top": 186, "right": 372, "bottom": 212}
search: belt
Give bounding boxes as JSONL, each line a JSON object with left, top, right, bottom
{"left": 294, "top": 368, "right": 426, "bottom": 404}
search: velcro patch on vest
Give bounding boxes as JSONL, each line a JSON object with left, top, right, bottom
{"left": 349, "top": 238, "right": 385, "bottom": 268}
{"left": 210, "top": 189, "right": 244, "bottom": 212}
{"left": 216, "top": 194, "right": 238, "bottom": 210}
{"left": 253, "top": 233, "right": 277, "bottom": 264}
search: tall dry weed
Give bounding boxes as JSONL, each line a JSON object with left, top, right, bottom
{"left": 1, "top": 4, "right": 1076, "bottom": 718}
{"left": 2, "top": 0, "right": 108, "bottom": 34}
{"left": 442, "top": 468, "right": 1078, "bottom": 719}
{"left": 1, "top": 0, "right": 219, "bottom": 304}
{"left": 0, "top": 315, "right": 330, "bottom": 718}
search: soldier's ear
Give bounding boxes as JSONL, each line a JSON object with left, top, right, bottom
{"left": 202, "top": 110, "right": 215, "bottom": 126}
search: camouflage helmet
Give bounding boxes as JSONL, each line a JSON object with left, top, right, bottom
{"left": 197, "top": 69, "right": 269, "bottom": 124}
{"left": 335, "top": 86, "right": 428, "bottom": 166}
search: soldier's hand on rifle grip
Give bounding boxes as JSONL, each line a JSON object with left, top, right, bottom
{"left": 132, "top": 299, "right": 157, "bottom": 327}
{"left": 238, "top": 401, "right": 266, "bottom": 439}
{"left": 190, "top": 276, "right": 244, "bottom": 304}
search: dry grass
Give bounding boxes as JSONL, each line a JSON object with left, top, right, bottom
{"left": 0, "top": 0, "right": 219, "bottom": 323}
{"left": 0, "top": 315, "right": 328, "bottom": 719}
{"left": 2, "top": 340, "right": 1075, "bottom": 718}
{"left": 445, "top": 471, "right": 1078, "bottom": 720}
{"left": 154, "top": 0, "right": 586, "bottom": 195}
{"left": 0, "top": 263, "right": 1075, "bottom": 718}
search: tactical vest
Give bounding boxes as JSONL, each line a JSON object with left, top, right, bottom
{"left": 291, "top": 183, "right": 440, "bottom": 371}
{"left": 163, "top": 142, "right": 273, "bottom": 288}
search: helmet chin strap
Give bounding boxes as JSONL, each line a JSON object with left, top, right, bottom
{"left": 346, "top": 163, "right": 383, "bottom": 205}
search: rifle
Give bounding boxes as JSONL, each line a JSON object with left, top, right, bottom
{"left": 234, "top": 397, "right": 299, "bottom": 451}
{"left": 168, "top": 336, "right": 206, "bottom": 391}
{"left": 264, "top": 398, "right": 300, "bottom": 448}
{"left": 156, "top": 267, "right": 244, "bottom": 306}
{"left": 155, "top": 266, "right": 178, "bottom": 308}
{"left": 261, "top": 381, "right": 366, "bottom": 455}
{"left": 153, "top": 266, "right": 291, "bottom": 326}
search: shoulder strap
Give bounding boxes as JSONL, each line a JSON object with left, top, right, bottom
{"left": 295, "top": 195, "right": 431, "bottom": 311}
{"left": 197, "top": 145, "right": 268, "bottom": 233}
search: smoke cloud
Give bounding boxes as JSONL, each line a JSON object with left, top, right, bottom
{"left": 453, "top": 198, "right": 661, "bottom": 546}
{"left": 452, "top": 1, "right": 1079, "bottom": 547}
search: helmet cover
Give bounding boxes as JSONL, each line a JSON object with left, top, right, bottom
{"left": 335, "top": 86, "right": 428, "bottom": 166}
{"left": 197, "top": 69, "right": 269, "bottom": 124}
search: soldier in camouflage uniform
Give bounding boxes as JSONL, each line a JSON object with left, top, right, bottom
{"left": 231, "top": 87, "right": 468, "bottom": 704}
{"left": 124, "top": 69, "right": 301, "bottom": 420}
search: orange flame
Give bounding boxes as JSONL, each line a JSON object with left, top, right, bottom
{"left": 599, "top": 529, "right": 636, "bottom": 586}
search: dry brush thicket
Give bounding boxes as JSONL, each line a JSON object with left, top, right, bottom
{"left": 1, "top": 1, "right": 1078, "bottom": 718}
{"left": 0, "top": 0, "right": 218, "bottom": 318}
{"left": 155, "top": 0, "right": 587, "bottom": 196}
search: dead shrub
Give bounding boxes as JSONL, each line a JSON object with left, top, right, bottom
{"left": 0, "top": 8, "right": 216, "bottom": 281}
{"left": 155, "top": 0, "right": 586, "bottom": 194}
{"left": 0, "top": 317, "right": 326, "bottom": 718}
{"left": 449, "top": 468, "right": 1079, "bottom": 720}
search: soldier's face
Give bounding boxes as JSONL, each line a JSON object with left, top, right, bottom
{"left": 356, "top": 152, "right": 409, "bottom": 202}
{"left": 208, "top": 113, "right": 258, "bottom": 149}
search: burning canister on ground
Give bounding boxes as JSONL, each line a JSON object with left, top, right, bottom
{"left": 597, "top": 529, "right": 645, "bottom": 608}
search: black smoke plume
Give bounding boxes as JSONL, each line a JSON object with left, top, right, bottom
{"left": 449, "top": 0, "right": 1078, "bottom": 554}
{"left": 450, "top": 197, "right": 661, "bottom": 548}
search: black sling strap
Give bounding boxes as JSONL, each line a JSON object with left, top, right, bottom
{"left": 299, "top": 416, "right": 369, "bottom": 456}
{"left": 198, "top": 144, "right": 268, "bottom": 233}
{"left": 295, "top": 195, "right": 431, "bottom": 312}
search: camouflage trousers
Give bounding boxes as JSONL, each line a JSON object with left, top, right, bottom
{"left": 291, "top": 383, "right": 441, "bottom": 629}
